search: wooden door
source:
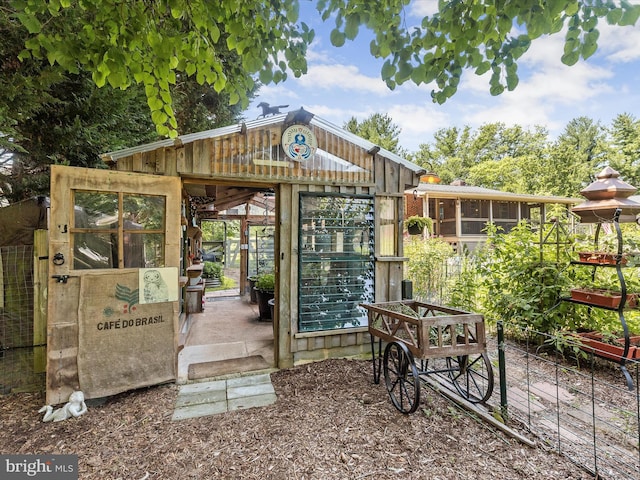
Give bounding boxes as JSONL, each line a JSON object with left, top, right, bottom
{"left": 47, "top": 166, "right": 181, "bottom": 404}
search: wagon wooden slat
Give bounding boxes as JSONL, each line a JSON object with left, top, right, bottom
{"left": 361, "top": 300, "right": 494, "bottom": 414}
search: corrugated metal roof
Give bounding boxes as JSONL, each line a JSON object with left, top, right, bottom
{"left": 410, "top": 183, "right": 581, "bottom": 204}
{"left": 101, "top": 109, "right": 425, "bottom": 174}
{"left": 309, "top": 116, "right": 424, "bottom": 173}
{"left": 102, "top": 115, "right": 286, "bottom": 161}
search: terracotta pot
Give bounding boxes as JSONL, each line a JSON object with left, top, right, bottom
{"left": 577, "top": 252, "right": 627, "bottom": 265}
{"left": 574, "top": 331, "right": 640, "bottom": 361}
{"left": 569, "top": 288, "right": 638, "bottom": 309}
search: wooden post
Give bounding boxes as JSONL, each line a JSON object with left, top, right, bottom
{"left": 33, "top": 229, "right": 48, "bottom": 373}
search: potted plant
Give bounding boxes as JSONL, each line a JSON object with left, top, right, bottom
{"left": 569, "top": 288, "right": 639, "bottom": 309}
{"left": 577, "top": 251, "right": 627, "bottom": 265}
{"left": 255, "top": 273, "right": 275, "bottom": 321}
{"left": 573, "top": 331, "right": 640, "bottom": 361}
{"left": 247, "top": 275, "right": 258, "bottom": 303}
{"left": 404, "top": 216, "right": 432, "bottom": 235}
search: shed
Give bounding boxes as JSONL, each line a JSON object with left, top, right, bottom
{"left": 405, "top": 181, "right": 580, "bottom": 252}
{"left": 45, "top": 109, "right": 424, "bottom": 403}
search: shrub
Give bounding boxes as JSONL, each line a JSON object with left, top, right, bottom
{"left": 203, "top": 261, "right": 223, "bottom": 280}
{"left": 404, "top": 237, "right": 456, "bottom": 303}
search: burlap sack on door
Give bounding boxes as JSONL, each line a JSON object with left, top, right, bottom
{"left": 77, "top": 271, "right": 175, "bottom": 398}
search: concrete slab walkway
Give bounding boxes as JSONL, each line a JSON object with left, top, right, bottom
{"left": 172, "top": 372, "right": 277, "bottom": 421}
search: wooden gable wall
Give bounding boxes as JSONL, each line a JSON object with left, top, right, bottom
{"left": 109, "top": 123, "right": 418, "bottom": 188}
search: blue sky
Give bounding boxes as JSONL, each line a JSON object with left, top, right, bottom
{"left": 249, "top": 1, "right": 640, "bottom": 153}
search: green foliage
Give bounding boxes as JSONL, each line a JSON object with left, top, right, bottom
{"left": 410, "top": 117, "right": 632, "bottom": 199}
{"left": 10, "top": 1, "right": 639, "bottom": 137}
{"left": 405, "top": 217, "right": 640, "bottom": 337}
{"left": 343, "top": 113, "right": 405, "bottom": 155}
{"left": 475, "top": 222, "right": 576, "bottom": 332}
{"left": 11, "top": 0, "right": 313, "bottom": 138}
{"left": 608, "top": 113, "right": 640, "bottom": 188}
{"left": 404, "top": 215, "right": 432, "bottom": 232}
{"left": 202, "top": 261, "right": 223, "bottom": 280}
{"left": 448, "top": 255, "right": 483, "bottom": 313}
{"left": 404, "top": 237, "right": 456, "bottom": 303}
{"left": 256, "top": 273, "right": 275, "bottom": 293}
{"left": 319, "top": 0, "right": 639, "bottom": 103}
{"left": 1, "top": 5, "right": 253, "bottom": 203}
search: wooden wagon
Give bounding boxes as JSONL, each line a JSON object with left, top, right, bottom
{"left": 361, "top": 300, "right": 494, "bottom": 414}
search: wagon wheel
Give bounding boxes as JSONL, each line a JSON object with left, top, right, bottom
{"left": 446, "top": 353, "right": 494, "bottom": 404}
{"left": 383, "top": 341, "right": 420, "bottom": 414}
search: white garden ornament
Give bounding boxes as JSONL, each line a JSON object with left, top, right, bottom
{"left": 39, "top": 391, "right": 87, "bottom": 422}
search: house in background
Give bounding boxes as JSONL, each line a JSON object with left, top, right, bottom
{"left": 405, "top": 178, "right": 580, "bottom": 252}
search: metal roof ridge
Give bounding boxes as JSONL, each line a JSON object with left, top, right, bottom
{"left": 102, "top": 114, "right": 289, "bottom": 161}
{"left": 101, "top": 110, "right": 424, "bottom": 175}
{"left": 309, "top": 116, "right": 424, "bottom": 174}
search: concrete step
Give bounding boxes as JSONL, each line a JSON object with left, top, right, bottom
{"left": 172, "top": 373, "right": 276, "bottom": 420}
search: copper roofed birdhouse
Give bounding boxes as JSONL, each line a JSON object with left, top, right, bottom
{"left": 572, "top": 166, "right": 640, "bottom": 223}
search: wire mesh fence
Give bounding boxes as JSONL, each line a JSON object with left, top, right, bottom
{"left": 492, "top": 326, "right": 640, "bottom": 480}
{"left": 0, "top": 245, "right": 45, "bottom": 394}
{"left": 404, "top": 251, "right": 640, "bottom": 478}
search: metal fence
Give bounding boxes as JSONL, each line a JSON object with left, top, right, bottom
{"left": 0, "top": 244, "right": 46, "bottom": 394}
{"left": 491, "top": 325, "right": 640, "bottom": 479}
{"left": 407, "top": 253, "right": 640, "bottom": 478}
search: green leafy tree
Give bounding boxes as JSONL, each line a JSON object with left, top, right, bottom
{"left": 608, "top": 113, "right": 640, "bottom": 186}
{"left": 541, "top": 117, "right": 609, "bottom": 197}
{"left": 10, "top": 0, "right": 313, "bottom": 137}
{"left": 411, "top": 126, "right": 474, "bottom": 184}
{"left": 343, "top": 113, "right": 405, "bottom": 155}
{"left": 467, "top": 125, "right": 550, "bottom": 193}
{"left": 10, "top": 0, "right": 640, "bottom": 136}
{"left": 0, "top": 3, "right": 255, "bottom": 203}
{"left": 412, "top": 123, "right": 550, "bottom": 190}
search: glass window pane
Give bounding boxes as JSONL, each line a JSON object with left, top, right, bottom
{"left": 299, "top": 194, "right": 374, "bottom": 332}
{"left": 123, "top": 195, "right": 165, "bottom": 230}
{"left": 73, "top": 232, "right": 116, "bottom": 269}
{"left": 379, "top": 197, "right": 396, "bottom": 256}
{"left": 74, "top": 192, "right": 118, "bottom": 229}
{"left": 125, "top": 233, "right": 165, "bottom": 268}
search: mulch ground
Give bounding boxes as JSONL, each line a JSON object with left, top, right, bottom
{"left": 0, "top": 358, "right": 593, "bottom": 479}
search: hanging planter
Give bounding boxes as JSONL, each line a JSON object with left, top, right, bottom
{"left": 404, "top": 216, "right": 431, "bottom": 236}
{"left": 569, "top": 288, "right": 639, "bottom": 309}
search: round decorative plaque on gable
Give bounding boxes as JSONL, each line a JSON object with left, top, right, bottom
{"left": 282, "top": 124, "right": 317, "bottom": 161}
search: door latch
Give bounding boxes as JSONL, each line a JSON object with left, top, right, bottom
{"left": 52, "top": 275, "right": 70, "bottom": 283}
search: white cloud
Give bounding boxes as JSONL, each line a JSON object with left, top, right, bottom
{"left": 409, "top": 0, "right": 440, "bottom": 18}
{"left": 388, "top": 103, "right": 451, "bottom": 150}
{"left": 298, "top": 63, "right": 393, "bottom": 95}
{"left": 597, "top": 22, "right": 640, "bottom": 63}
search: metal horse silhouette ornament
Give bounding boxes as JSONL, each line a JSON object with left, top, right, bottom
{"left": 257, "top": 102, "right": 289, "bottom": 118}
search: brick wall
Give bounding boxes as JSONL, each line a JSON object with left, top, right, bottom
{"left": 405, "top": 194, "right": 423, "bottom": 218}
